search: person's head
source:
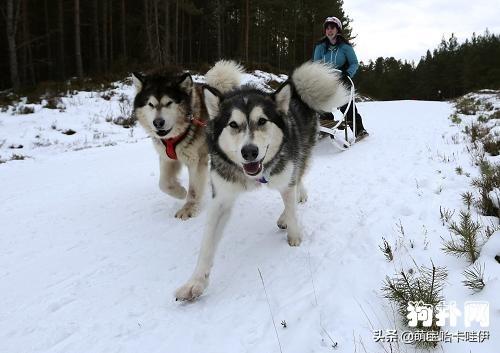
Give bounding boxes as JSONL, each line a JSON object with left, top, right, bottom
{"left": 324, "top": 16, "right": 342, "bottom": 40}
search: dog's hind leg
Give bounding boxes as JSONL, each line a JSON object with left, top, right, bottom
{"left": 158, "top": 157, "right": 187, "bottom": 199}
{"left": 175, "top": 184, "right": 237, "bottom": 301}
{"left": 277, "top": 185, "right": 302, "bottom": 246}
{"left": 175, "top": 159, "right": 208, "bottom": 220}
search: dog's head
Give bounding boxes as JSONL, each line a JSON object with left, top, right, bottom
{"left": 132, "top": 71, "right": 193, "bottom": 139}
{"left": 203, "top": 83, "right": 292, "bottom": 178}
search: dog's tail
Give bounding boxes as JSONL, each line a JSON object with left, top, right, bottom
{"left": 291, "top": 61, "right": 349, "bottom": 112}
{"left": 205, "top": 60, "right": 244, "bottom": 94}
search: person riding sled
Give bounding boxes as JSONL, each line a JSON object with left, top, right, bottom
{"left": 313, "top": 16, "right": 369, "bottom": 141}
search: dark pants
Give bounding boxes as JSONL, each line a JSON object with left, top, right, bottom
{"left": 320, "top": 101, "right": 366, "bottom": 136}
{"left": 339, "top": 101, "right": 365, "bottom": 135}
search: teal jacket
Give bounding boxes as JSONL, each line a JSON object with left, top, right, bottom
{"left": 313, "top": 38, "right": 359, "bottom": 77}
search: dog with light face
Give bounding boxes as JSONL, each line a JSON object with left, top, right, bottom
{"left": 132, "top": 61, "right": 243, "bottom": 219}
{"left": 175, "top": 61, "right": 349, "bottom": 300}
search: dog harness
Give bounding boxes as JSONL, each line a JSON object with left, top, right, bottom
{"left": 160, "top": 129, "right": 190, "bottom": 160}
{"left": 160, "top": 115, "right": 206, "bottom": 160}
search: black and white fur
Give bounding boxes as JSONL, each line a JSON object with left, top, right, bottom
{"left": 132, "top": 61, "right": 243, "bottom": 220}
{"left": 175, "top": 61, "right": 349, "bottom": 300}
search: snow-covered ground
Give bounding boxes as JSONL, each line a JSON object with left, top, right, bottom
{"left": 0, "top": 75, "right": 498, "bottom": 353}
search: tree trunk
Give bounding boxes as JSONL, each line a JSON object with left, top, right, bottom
{"left": 216, "top": 0, "right": 222, "bottom": 59}
{"left": 121, "top": 0, "right": 126, "bottom": 58}
{"left": 93, "top": 0, "right": 101, "bottom": 72}
{"left": 74, "top": 0, "right": 84, "bottom": 77}
{"left": 164, "top": 0, "right": 170, "bottom": 64}
{"left": 144, "top": 0, "right": 154, "bottom": 63}
{"left": 188, "top": 13, "right": 192, "bottom": 64}
{"left": 197, "top": 16, "right": 202, "bottom": 64}
{"left": 245, "top": 0, "right": 249, "bottom": 63}
{"left": 109, "top": 0, "right": 113, "bottom": 67}
{"left": 102, "top": 0, "right": 108, "bottom": 70}
{"left": 257, "top": 4, "right": 261, "bottom": 63}
{"left": 6, "top": 0, "right": 21, "bottom": 90}
{"left": 154, "top": 0, "right": 162, "bottom": 64}
{"left": 58, "top": 0, "right": 65, "bottom": 78}
{"left": 22, "top": 0, "right": 35, "bottom": 85}
{"left": 179, "top": 2, "right": 184, "bottom": 64}
{"left": 302, "top": 14, "right": 307, "bottom": 62}
{"left": 44, "top": 0, "right": 53, "bottom": 77}
{"left": 292, "top": 3, "right": 297, "bottom": 66}
{"left": 174, "top": 0, "right": 179, "bottom": 64}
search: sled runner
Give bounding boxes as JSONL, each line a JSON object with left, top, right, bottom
{"left": 319, "top": 118, "right": 350, "bottom": 150}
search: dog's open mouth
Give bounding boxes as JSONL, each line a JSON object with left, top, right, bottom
{"left": 156, "top": 128, "right": 172, "bottom": 137}
{"left": 242, "top": 161, "right": 263, "bottom": 176}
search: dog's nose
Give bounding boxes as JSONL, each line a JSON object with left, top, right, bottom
{"left": 241, "top": 144, "right": 259, "bottom": 161}
{"left": 153, "top": 118, "right": 165, "bottom": 129}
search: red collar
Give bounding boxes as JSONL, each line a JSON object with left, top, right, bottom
{"left": 160, "top": 117, "right": 207, "bottom": 160}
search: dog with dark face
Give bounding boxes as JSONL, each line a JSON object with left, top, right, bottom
{"left": 175, "top": 61, "right": 349, "bottom": 300}
{"left": 132, "top": 61, "right": 243, "bottom": 219}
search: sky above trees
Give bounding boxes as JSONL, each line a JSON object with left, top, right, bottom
{"left": 343, "top": 0, "right": 500, "bottom": 63}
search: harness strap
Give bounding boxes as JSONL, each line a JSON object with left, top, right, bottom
{"left": 191, "top": 117, "right": 207, "bottom": 127}
{"left": 160, "top": 128, "right": 191, "bottom": 160}
{"left": 159, "top": 113, "right": 207, "bottom": 160}
{"left": 331, "top": 69, "right": 356, "bottom": 144}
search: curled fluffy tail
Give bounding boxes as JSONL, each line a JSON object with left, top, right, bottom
{"left": 205, "top": 60, "right": 244, "bottom": 94}
{"left": 291, "top": 61, "right": 349, "bottom": 112}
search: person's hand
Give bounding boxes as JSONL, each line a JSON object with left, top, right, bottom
{"left": 341, "top": 71, "right": 352, "bottom": 86}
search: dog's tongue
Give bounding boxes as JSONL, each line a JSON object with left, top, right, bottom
{"left": 243, "top": 161, "right": 262, "bottom": 176}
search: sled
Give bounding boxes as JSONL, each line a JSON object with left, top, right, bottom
{"left": 318, "top": 73, "right": 358, "bottom": 151}
{"left": 318, "top": 118, "right": 351, "bottom": 150}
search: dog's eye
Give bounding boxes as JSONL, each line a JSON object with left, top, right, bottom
{"left": 165, "top": 101, "right": 173, "bottom": 107}
{"left": 229, "top": 121, "right": 238, "bottom": 129}
{"left": 258, "top": 118, "right": 267, "bottom": 126}
{"left": 148, "top": 102, "right": 155, "bottom": 108}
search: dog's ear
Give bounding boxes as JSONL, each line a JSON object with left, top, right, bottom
{"left": 272, "top": 82, "right": 292, "bottom": 114}
{"left": 203, "top": 86, "right": 221, "bottom": 120}
{"left": 132, "top": 72, "right": 145, "bottom": 92}
{"left": 178, "top": 73, "right": 193, "bottom": 94}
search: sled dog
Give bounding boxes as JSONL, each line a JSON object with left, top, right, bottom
{"left": 132, "top": 61, "right": 243, "bottom": 219}
{"left": 175, "top": 61, "right": 349, "bottom": 300}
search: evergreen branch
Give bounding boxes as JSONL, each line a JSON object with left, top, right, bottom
{"left": 462, "top": 262, "right": 486, "bottom": 293}
{"left": 442, "top": 211, "right": 481, "bottom": 264}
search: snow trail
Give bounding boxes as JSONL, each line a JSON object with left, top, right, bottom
{"left": 1, "top": 99, "right": 498, "bottom": 353}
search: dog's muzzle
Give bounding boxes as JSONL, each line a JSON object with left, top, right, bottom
{"left": 241, "top": 144, "right": 264, "bottom": 176}
{"left": 241, "top": 144, "right": 259, "bottom": 161}
{"left": 242, "top": 161, "right": 262, "bottom": 176}
{"left": 156, "top": 128, "right": 172, "bottom": 137}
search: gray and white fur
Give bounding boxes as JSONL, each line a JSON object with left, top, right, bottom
{"left": 175, "top": 61, "right": 349, "bottom": 300}
{"left": 132, "top": 60, "right": 243, "bottom": 219}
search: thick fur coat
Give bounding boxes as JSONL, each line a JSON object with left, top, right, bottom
{"left": 176, "top": 61, "right": 349, "bottom": 300}
{"left": 132, "top": 61, "right": 243, "bottom": 219}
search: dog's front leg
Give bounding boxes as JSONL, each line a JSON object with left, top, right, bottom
{"left": 277, "top": 185, "right": 302, "bottom": 246}
{"left": 297, "top": 180, "right": 308, "bottom": 203}
{"left": 175, "top": 191, "right": 236, "bottom": 301}
{"left": 174, "top": 159, "right": 208, "bottom": 220}
{"left": 158, "top": 157, "right": 187, "bottom": 199}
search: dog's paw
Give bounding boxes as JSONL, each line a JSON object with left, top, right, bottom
{"left": 175, "top": 277, "right": 208, "bottom": 301}
{"left": 175, "top": 202, "right": 200, "bottom": 220}
{"left": 287, "top": 230, "right": 302, "bottom": 246}
{"left": 297, "top": 187, "right": 308, "bottom": 203}
{"left": 160, "top": 182, "right": 187, "bottom": 199}
{"left": 277, "top": 212, "right": 287, "bottom": 229}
